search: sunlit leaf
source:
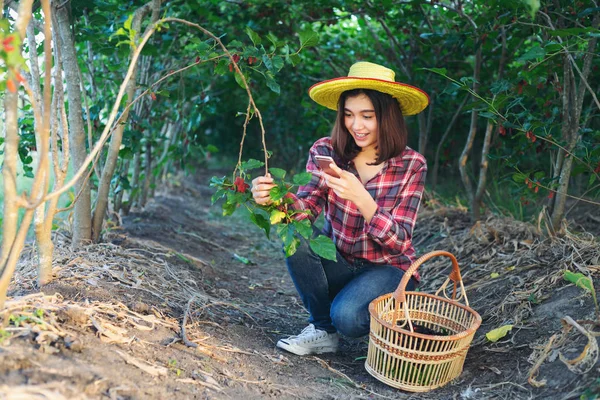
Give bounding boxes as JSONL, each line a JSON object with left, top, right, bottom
{"left": 270, "top": 210, "right": 286, "bottom": 225}
{"left": 486, "top": 325, "right": 513, "bottom": 342}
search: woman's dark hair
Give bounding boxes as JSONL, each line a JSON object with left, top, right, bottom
{"left": 331, "top": 89, "right": 407, "bottom": 165}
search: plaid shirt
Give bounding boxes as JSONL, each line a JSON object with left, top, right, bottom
{"left": 289, "top": 137, "right": 427, "bottom": 280}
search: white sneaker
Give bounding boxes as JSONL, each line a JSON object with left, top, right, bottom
{"left": 276, "top": 324, "right": 339, "bottom": 356}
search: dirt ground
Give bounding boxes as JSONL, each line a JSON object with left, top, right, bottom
{"left": 1, "top": 169, "right": 599, "bottom": 400}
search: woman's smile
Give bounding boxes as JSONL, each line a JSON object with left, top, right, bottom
{"left": 344, "top": 94, "right": 379, "bottom": 152}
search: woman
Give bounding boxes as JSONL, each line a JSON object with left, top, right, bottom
{"left": 251, "top": 61, "right": 429, "bottom": 356}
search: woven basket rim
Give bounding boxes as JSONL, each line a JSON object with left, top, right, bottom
{"left": 368, "top": 291, "right": 482, "bottom": 341}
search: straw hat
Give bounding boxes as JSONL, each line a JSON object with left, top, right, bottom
{"left": 308, "top": 61, "right": 429, "bottom": 116}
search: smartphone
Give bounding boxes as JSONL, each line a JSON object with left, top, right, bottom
{"left": 314, "top": 155, "right": 340, "bottom": 178}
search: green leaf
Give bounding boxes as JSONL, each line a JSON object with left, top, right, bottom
{"left": 265, "top": 74, "right": 280, "bottom": 94}
{"left": 211, "top": 189, "right": 227, "bottom": 204}
{"left": 292, "top": 172, "right": 312, "bottom": 186}
{"left": 293, "top": 219, "right": 312, "bottom": 239}
{"left": 222, "top": 201, "right": 237, "bottom": 216}
{"left": 262, "top": 54, "right": 273, "bottom": 71}
{"left": 563, "top": 271, "right": 594, "bottom": 294}
{"left": 246, "top": 26, "right": 261, "bottom": 45}
{"left": 234, "top": 71, "right": 247, "bottom": 89}
{"left": 550, "top": 27, "right": 598, "bottom": 37}
{"left": 309, "top": 235, "right": 336, "bottom": 261}
{"left": 521, "top": 0, "right": 540, "bottom": 19}
{"left": 517, "top": 45, "right": 545, "bottom": 62}
{"left": 269, "top": 168, "right": 286, "bottom": 180}
{"left": 266, "top": 32, "right": 280, "bottom": 48}
{"left": 123, "top": 14, "right": 134, "bottom": 31}
{"left": 486, "top": 325, "right": 513, "bottom": 342}
{"left": 284, "top": 238, "right": 301, "bottom": 257}
{"left": 512, "top": 173, "right": 526, "bottom": 183}
{"left": 272, "top": 55, "right": 284, "bottom": 72}
{"left": 421, "top": 67, "right": 447, "bottom": 77}
{"left": 240, "top": 159, "right": 264, "bottom": 172}
{"left": 288, "top": 53, "right": 301, "bottom": 66}
{"left": 277, "top": 223, "right": 296, "bottom": 246}
{"left": 250, "top": 212, "right": 270, "bottom": 239}
{"left": 270, "top": 186, "right": 287, "bottom": 202}
{"left": 298, "top": 28, "right": 319, "bottom": 48}
{"left": 490, "top": 79, "right": 511, "bottom": 95}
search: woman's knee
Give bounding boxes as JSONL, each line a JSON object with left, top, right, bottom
{"left": 330, "top": 303, "right": 369, "bottom": 338}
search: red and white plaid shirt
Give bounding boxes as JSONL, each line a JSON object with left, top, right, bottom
{"left": 289, "top": 137, "right": 427, "bottom": 280}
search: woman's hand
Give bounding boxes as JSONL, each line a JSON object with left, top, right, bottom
{"left": 323, "top": 163, "right": 378, "bottom": 223}
{"left": 322, "top": 163, "right": 366, "bottom": 203}
{"left": 251, "top": 174, "right": 276, "bottom": 205}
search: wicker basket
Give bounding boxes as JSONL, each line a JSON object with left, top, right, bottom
{"left": 365, "top": 251, "right": 482, "bottom": 392}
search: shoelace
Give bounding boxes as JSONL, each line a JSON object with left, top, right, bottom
{"left": 292, "top": 324, "right": 324, "bottom": 342}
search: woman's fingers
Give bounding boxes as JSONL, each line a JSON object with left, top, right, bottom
{"left": 251, "top": 175, "right": 276, "bottom": 204}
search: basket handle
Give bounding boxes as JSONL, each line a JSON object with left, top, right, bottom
{"left": 391, "top": 250, "right": 469, "bottom": 333}
{"left": 393, "top": 250, "right": 468, "bottom": 306}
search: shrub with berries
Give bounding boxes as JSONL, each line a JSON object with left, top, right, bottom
{"left": 210, "top": 159, "right": 336, "bottom": 260}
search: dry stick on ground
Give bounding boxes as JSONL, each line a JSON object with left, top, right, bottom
{"left": 177, "top": 230, "right": 232, "bottom": 254}
{"left": 181, "top": 295, "right": 198, "bottom": 348}
{"left": 313, "top": 357, "right": 397, "bottom": 400}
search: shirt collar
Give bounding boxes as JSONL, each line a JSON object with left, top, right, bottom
{"left": 386, "top": 148, "right": 409, "bottom": 169}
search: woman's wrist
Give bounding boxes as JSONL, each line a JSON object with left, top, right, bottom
{"left": 355, "top": 192, "right": 378, "bottom": 223}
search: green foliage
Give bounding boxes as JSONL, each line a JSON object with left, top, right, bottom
{"left": 581, "top": 378, "right": 600, "bottom": 400}
{"left": 563, "top": 270, "right": 599, "bottom": 313}
{"left": 0, "top": 329, "right": 10, "bottom": 344}
{"left": 210, "top": 160, "right": 336, "bottom": 261}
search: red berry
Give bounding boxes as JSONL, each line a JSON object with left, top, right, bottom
{"left": 2, "top": 36, "right": 15, "bottom": 52}
{"left": 234, "top": 176, "right": 249, "bottom": 193}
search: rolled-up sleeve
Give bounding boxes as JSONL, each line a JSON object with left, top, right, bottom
{"left": 365, "top": 163, "right": 427, "bottom": 254}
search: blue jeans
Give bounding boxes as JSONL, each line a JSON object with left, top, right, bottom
{"left": 285, "top": 229, "right": 417, "bottom": 338}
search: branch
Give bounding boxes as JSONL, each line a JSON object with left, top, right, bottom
{"left": 539, "top": 11, "right": 600, "bottom": 112}
{"left": 422, "top": 0, "right": 478, "bottom": 30}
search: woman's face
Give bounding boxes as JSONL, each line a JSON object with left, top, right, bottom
{"left": 344, "top": 94, "right": 378, "bottom": 153}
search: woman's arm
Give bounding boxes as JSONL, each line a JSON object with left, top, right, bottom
{"left": 364, "top": 163, "right": 427, "bottom": 254}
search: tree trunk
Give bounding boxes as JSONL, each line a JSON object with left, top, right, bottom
{"left": 472, "top": 121, "right": 494, "bottom": 220}
{"left": 127, "top": 148, "right": 143, "bottom": 213}
{"left": 1, "top": 92, "right": 20, "bottom": 270}
{"left": 113, "top": 159, "right": 130, "bottom": 214}
{"left": 91, "top": 0, "right": 160, "bottom": 242}
{"left": 459, "top": 45, "right": 482, "bottom": 208}
{"left": 0, "top": 0, "right": 45, "bottom": 309}
{"left": 141, "top": 142, "right": 153, "bottom": 207}
{"left": 550, "top": 31, "right": 598, "bottom": 229}
{"left": 56, "top": 4, "right": 92, "bottom": 246}
{"left": 417, "top": 94, "right": 434, "bottom": 156}
{"left": 432, "top": 95, "right": 468, "bottom": 190}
